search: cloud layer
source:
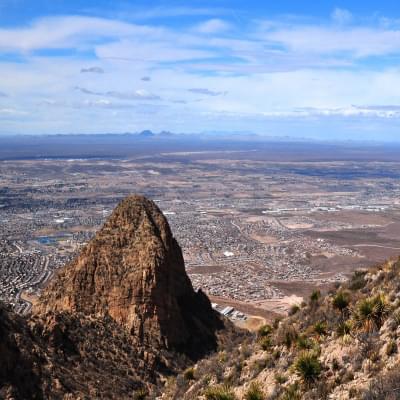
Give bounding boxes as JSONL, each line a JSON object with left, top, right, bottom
{"left": 1, "top": 7, "right": 400, "bottom": 139}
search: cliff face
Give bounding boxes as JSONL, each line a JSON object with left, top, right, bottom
{"left": 36, "top": 195, "right": 223, "bottom": 357}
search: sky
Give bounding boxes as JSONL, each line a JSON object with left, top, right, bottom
{"left": 1, "top": 0, "right": 400, "bottom": 140}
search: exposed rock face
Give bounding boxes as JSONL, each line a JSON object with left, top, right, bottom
{"left": 36, "top": 195, "right": 222, "bottom": 357}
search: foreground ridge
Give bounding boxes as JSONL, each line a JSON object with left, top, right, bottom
{"left": 166, "top": 257, "right": 400, "bottom": 399}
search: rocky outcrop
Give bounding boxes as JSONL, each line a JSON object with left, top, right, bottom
{"left": 36, "top": 195, "right": 223, "bottom": 358}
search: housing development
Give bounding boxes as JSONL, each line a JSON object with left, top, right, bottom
{"left": 1, "top": 141, "right": 400, "bottom": 318}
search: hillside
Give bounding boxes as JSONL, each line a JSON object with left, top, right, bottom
{"left": 165, "top": 258, "right": 400, "bottom": 399}
{"left": 0, "top": 195, "right": 240, "bottom": 399}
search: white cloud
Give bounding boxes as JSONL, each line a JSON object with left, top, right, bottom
{"left": 193, "top": 19, "right": 232, "bottom": 34}
{"left": 331, "top": 8, "right": 353, "bottom": 25}
{"left": 75, "top": 86, "right": 161, "bottom": 100}
{"left": 1, "top": 10, "right": 400, "bottom": 137}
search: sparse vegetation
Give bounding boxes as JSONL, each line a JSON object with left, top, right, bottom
{"left": 293, "top": 351, "right": 322, "bottom": 384}
{"left": 336, "top": 320, "right": 352, "bottom": 337}
{"left": 259, "top": 336, "right": 272, "bottom": 350}
{"left": 386, "top": 339, "right": 397, "bottom": 356}
{"left": 313, "top": 321, "right": 327, "bottom": 336}
{"left": 133, "top": 389, "right": 147, "bottom": 400}
{"left": 258, "top": 324, "right": 273, "bottom": 337}
{"left": 183, "top": 367, "right": 195, "bottom": 381}
{"left": 353, "top": 294, "right": 390, "bottom": 332}
{"left": 280, "top": 383, "right": 302, "bottom": 400}
{"left": 310, "top": 290, "right": 321, "bottom": 303}
{"left": 296, "top": 334, "right": 313, "bottom": 350}
{"left": 244, "top": 382, "right": 265, "bottom": 400}
{"left": 204, "top": 384, "right": 237, "bottom": 400}
{"left": 348, "top": 270, "right": 367, "bottom": 290}
{"left": 332, "top": 291, "right": 350, "bottom": 312}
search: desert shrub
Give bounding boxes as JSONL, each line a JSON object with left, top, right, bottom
{"left": 258, "top": 324, "right": 273, "bottom": 337}
{"left": 392, "top": 310, "right": 400, "bottom": 326}
{"left": 275, "top": 373, "right": 287, "bottom": 384}
{"left": 273, "top": 349, "right": 281, "bottom": 360}
{"left": 313, "top": 321, "right": 327, "bottom": 336}
{"left": 244, "top": 382, "right": 265, "bottom": 400}
{"left": 293, "top": 351, "right": 322, "bottom": 384}
{"left": 336, "top": 320, "right": 352, "bottom": 337}
{"left": 333, "top": 291, "right": 350, "bottom": 312}
{"left": 348, "top": 270, "right": 366, "bottom": 291}
{"left": 133, "top": 389, "right": 147, "bottom": 400}
{"left": 362, "top": 369, "right": 400, "bottom": 400}
{"left": 385, "top": 339, "right": 397, "bottom": 356}
{"left": 250, "top": 357, "right": 271, "bottom": 376}
{"left": 184, "top": 367, "right": 195, "bottom": 381}
{"left": 280, "top": 383, "right": 302, "bottom": 400}
{"left": 288, "top": 304, "right": 300, "bottom": 316}
{"left": 204, "top": 384, "right": 237, "bottom": 400}
{"left": 310, "top": 290, "right": 321, "bottom": 303}
{"left": 296, "top": 334, "right": 313, "bottom": 350}
{"left": 353, "top": 294, "right": 390, "bottom": 332}
{"left": 277, "top": 324, "right": 298, "bottom": 348}
{"left": 259, "top": 336, "right": 272, "bottom": 350}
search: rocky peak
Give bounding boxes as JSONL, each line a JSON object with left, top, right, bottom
{"left": 36, "top": 195, "right": 222, "bottom": 357}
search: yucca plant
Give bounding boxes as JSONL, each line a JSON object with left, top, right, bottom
{"left": 310, "top": 290, "right": 321, "bottom": 303}
{"left": 336, "top": 320, "right": 352, "bottom": 337}
{"left": 332, "top": 291, "right": 350, "bottom": 312}
{"left": 280, "top": 383, "right": 302, "bottom": 400}
{"left": 353, "top": 294, "right": 390, "bottom": 332}
{"left": 133, "top": 389, "right": 147, "bottom": 400}
{"left": 293, "top": 351, "right": 322, "bottom": 385}
{"left": 296, "top": 334, "right": 314, "bottom": 350}
{"left": 313, "top": 321, "right": 327, "bottom": 336}
{"left": 204, "top": 384, "right": 237, "bottom": 400}
{"left": 244, "top": 382, "right": 265, "bottom": 400}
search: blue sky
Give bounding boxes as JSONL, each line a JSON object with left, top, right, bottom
{"left": 1, "top": 0, "right": 400, "bottom": 140}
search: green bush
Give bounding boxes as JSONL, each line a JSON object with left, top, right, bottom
{"left": 310, "top": 290, "right": 321, "bottom": 302}
{"left": 348, "top": 270, "right": 366, "bottom": 290}
{"left": 259, "top": 336, "right": 272, "bottom": 350}
{"left": 204, "top": 385, "right": 237, "bottom": 400}
{"left": 280, "top": 383, "right": 302, "bottom": 400}
{"left": 133, "top": 389, "right": 147, "bottom": 400}
{"left": 386, "top": 339, "right": 397, "bottom": 356}
{"left": 332, "top": 291, "right": 350, "bottom": 311}
{"left": 336, "top": 320, "right": 352, "bottom": 336}
{"left": 313, "top": 321, "right": 327, "bottom": 336}
{"left": 183, "top": 367, "right": 195, "bottom": 381}
{"left": 293, "top": 351, "right": 322, "bottom": 384}
{"left": 296, "top": 334, "right": 313, "bottom": 350}
{"left": 354, "top": 294, "right": 390, "bottom": 332}
{"left": 258, "top": 324, "right": 273, "bottom": 337}
{"left": 244, "top": 382, "right": 265, "bottom": 400}
{"left": 275, "top": 373, "right": 287, "bottom": 384}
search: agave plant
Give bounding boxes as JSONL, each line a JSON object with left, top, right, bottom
{"left": 353, "top": 294, "right": 390, "bottom": 332}
{"left": 332, "top": 291, "right": 350, "bottom": 312}
{"left": 293, "top": 351, "right": 322, "bottom": 385}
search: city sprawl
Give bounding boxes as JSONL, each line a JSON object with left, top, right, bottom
{"left": 1, "top": 144, "right": 400, "bottom": 317}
